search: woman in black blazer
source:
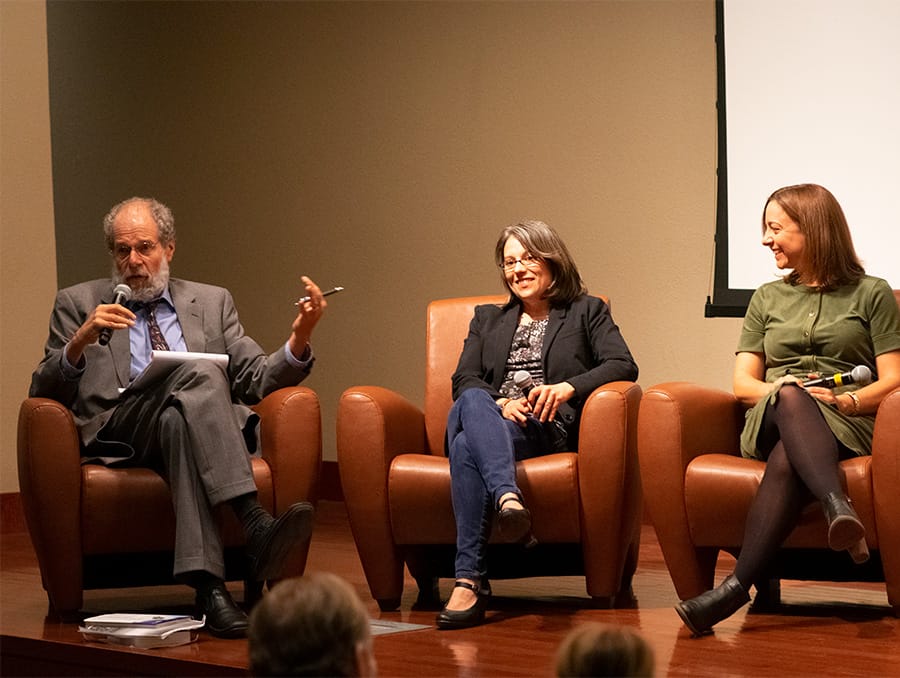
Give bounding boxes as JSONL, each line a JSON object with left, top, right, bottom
{"left": 436, "top": 220, "right": 638, "bottom": 629}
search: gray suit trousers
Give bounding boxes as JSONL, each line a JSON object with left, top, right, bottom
{"left": 92, "top": 359, "right": 258, "bottom": 580}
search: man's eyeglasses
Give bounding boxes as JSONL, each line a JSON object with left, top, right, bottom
{"left": 112, "top": 241, "right": 159, "bottom": 261}
{"left": 500, "top": 254, "right": 542, "bottom": 271}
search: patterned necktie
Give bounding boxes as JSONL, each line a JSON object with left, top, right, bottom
{"left": 145, "top": 300, "right": 171, "bottom": 351}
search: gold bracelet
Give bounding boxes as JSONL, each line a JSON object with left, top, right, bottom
{"left": 846, "top": 391, "right": 861, "bottom": 415}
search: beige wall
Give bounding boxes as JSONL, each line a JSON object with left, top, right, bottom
{"left": 2, "top": 0, "right": 743, "bottom": 494}
{"left": 1, "top": 1, "right": 58, "bottom": 494}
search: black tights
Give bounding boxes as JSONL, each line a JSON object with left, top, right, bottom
{"left": 733, "top": 385, "right": 845, "bottom": 590}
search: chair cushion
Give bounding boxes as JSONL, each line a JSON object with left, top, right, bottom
{"left": 388, "top": 452, "right": 581, "bottom": 544}
{"left": 684, "top": 454, "right": 876, "bottom": 548}
{"left": 81, "top": 458, "right": 274, "bottom": 554}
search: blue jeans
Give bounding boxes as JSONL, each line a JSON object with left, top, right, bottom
{"left": 446, "top": 388, "right": 558, "bottom": 581}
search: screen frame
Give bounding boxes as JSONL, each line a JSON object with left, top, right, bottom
{"left": 706, "top": 0, "right": 752, "bottom": 318}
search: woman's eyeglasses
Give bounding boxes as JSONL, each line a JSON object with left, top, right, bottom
{"left": 500, "top": 254, "right": 542, "bottom": 271}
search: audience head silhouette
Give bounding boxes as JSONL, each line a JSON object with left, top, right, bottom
{"left": 555, "top": 622, "right": 654, "bottom": 677}
{"left": 249, "top": 573, "right": 376, "bottom": 677}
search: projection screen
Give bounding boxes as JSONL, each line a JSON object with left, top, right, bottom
{"left": 708, "top": 0, "right": 900, "bottom": 317}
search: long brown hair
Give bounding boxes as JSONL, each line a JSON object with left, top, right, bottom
{"left": 762, "top": 184, "right": 864, "bottom": 290}
{"left": 494, "top": 220, "right": 587, "bottom": 306}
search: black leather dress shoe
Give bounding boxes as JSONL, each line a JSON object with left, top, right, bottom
{"left": 247, "top": 502, "right": 315, "bottom": 581}
{"left": 436, "top": 580, "right": 490, "bottom": 630}
{"left": 196, "top": 584, "right": 249, "bottom": 638}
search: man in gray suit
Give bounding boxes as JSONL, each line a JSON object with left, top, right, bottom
{"left": 30, "top": 196, "right": 328, "bottom": 638}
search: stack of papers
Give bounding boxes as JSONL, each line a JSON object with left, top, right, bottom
{"left": 79, "top": 613, "right": 206, "bottom": 649}
{"left": 122, "top": 350, "right": 229, "bottom": 394}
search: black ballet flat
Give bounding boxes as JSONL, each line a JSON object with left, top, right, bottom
{"left": 497, "top": 495, "right": 537, "bottom": 547}
{"left": 497, "top": 495, "right": 531, "bottom": 540}
{"left": 436, "top": 580, "right": 490, "bottom": 630}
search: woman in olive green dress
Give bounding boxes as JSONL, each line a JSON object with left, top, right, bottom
{"left": 677, "top": 183, "right": 900, "bottom": 636}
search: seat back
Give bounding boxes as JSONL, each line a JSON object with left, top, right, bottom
{"left": 423, "top": 295, "right": 506, "bottom": 455}
{"left": 422, "top": 292, "right": 611, "bottom": 456}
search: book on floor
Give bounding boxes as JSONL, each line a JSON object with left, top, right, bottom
{"left": 79, "top": 614, "right": 206, "bottom": 649}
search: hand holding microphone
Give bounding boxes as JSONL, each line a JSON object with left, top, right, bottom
{"left": 513, "top": 370, "right": 577, "bottom": 425}
{"left": 799, "top": 365, "right": 872, "bottom": 413}
{"left": 802, "top": 365, "right": 872, "bottom": 389}
{"left": 98, "top": 284, "right": 133, "bottom": 346}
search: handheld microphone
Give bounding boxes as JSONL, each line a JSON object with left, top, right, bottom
{"left": 802, "top": 365, "right": 872, "bottom": 389}
{"left": 513, "top": 370, "right": 576, "bottom": 424}
{"left": 98, "top": 283, "right": 133, "bottom": 346}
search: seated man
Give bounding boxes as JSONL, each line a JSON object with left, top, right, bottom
{"left": 248, "top": 573, "right": 376, "bottom": 677}
{"left": 30, "top": 196, "right": 328, "bottom": 638}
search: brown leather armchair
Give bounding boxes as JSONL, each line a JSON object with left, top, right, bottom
{"left": 336, "top": 295, "right": 642, "bottom": 611}
{"left": 17, "top": 386, "right": 322, "bottom": 619}
{"left": 638, "top": 290, "right": 900, "bottom": 614}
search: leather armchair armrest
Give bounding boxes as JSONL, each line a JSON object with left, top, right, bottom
{"left": 637, "top": 382, "right": 745, "bottom": 600}
{"left": 638, "top": 381, "right": 743, "bottom": 525}
{"left": 578, "top": 381, "right": 643, "bottom": 526}
{"left": 577, "top": 381, "right": 643, "bottom": 597}
{"left": 872, "top": 387, "right": 900, "bottom": 611}
{"left": 17, "top": 397, "right": 84, "bottom": 612}
{"left": 336, "top": 385, "right": 426, "bottom": 609}
{"left": 253, "top": 386, "right": 322, "bottom": 513}
{"left": 337, "top": 385, "right": 427, "bottom": 477}
{"left": 640, "top": 382, "right": 745, "bottom": 470}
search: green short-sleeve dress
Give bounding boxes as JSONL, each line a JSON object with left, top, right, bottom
{"left": 738, "top": 276, "right": 900, "bottom": 459}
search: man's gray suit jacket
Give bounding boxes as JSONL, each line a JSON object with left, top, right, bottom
{"left": 30, "top": 277, "right": 312, "bottom": 451}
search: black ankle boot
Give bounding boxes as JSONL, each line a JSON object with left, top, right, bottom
{"left": 676, "top": 574, "right": 750, "bottom": 636}
{"left": 821, "top": 491, "right": 865, "bottom": 552}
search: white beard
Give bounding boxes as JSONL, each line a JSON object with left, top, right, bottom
{"left": 112, "top": 257, "right": 170, "bottom": 303}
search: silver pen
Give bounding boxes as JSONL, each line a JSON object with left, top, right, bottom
{"left": 294, "top": 286, "right": 345, "bottom": 306}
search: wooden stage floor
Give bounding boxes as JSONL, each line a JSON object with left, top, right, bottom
{"left": 2, "top": 500, "right": 898, "bottom": 677}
